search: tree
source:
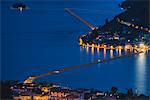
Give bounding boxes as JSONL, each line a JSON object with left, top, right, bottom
{"left": 111, "top": 87, "right": 118, "bottom": 95}
{"left": 127, "top": 88, "right": 133, "bottom": 99}
{"left": 105, "top": 18, "right": 109, "bottom": 25}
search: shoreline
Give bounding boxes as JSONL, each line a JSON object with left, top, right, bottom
{"left": 1, "top": 80, "right": 150, "bottom": 99}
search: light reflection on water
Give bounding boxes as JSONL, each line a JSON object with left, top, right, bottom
{"left": 97, "top": 48, "right": 100, "bottom": 54}
{"left": 91, "top": 47, "right": 94, "bottom": 56}
{"left": 84, "top": 47, "right": 123, "bottom": 59}
{"left": 2, "top": 0, "right": 149, "bottom": 95}
{"left": 118, "top": 49, "right": 122, "bottom": 56}
{"left": 82, "top": 47, "right": 149, "bottom": 95}
{"left": 135, "top": 53, "right": 147, "bottom": 94}
{"left": 103, "top": 48, "right": 106, "bottom": 58}
{"left": 86, "top": 47, "right": 89, "bottom": 54}
{"left": 110, "top": 49, "right": 113, "bottom": 58}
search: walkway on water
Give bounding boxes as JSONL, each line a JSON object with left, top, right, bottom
{"left": 65, "top": 8, "right": 95, "bottom": 30}
{"left": 38, "top": 51, "right": 142, "bottom": 77}
{"left": 24, "top": 51, "right": 143, "bottom": 84}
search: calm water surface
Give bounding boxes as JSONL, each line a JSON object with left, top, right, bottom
{"left": 1, "top": 0, "right": 150, "bottom": 95}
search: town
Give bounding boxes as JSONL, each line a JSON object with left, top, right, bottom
{"left": 1, "top": 80, "right": 149, "bottom": 100}
{"left": 1, "top": 0, "right": 150, "bottom": 99}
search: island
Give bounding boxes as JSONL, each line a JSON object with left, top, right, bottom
{"left": 10, "top": 3, "right": 28, "bottom": 11}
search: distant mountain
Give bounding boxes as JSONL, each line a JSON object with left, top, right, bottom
{"left": 99, "top": 0, "right": 150, "bottom": 33}
{"left": 80, "top": 0, "right": 150, "bottom": 47}
{"left": 118, "top": 0, "right": 149, "bottom": 27}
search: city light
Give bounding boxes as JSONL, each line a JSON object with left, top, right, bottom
{"left": 139, "top": 43, "right": 145, "bottom": 48}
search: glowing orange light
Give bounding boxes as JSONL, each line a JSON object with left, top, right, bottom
{"left": 103, "top": 48, "right": 106, "bottom": 58}
{"left": 135, "top": 26, "right": 139, "bottom": 29}
{"left": 110, "top": 46, "right": 114, "bottom": 49}
{"left": 86, "top": 46, "right": 89, "bottom": 53}
{"left": 128, "top": 23, "right": 131, "bottom": 26}
{"left": 110, "top": 49, "right": 113, "bottom": 58}
{"left": 119, "top": 49, "right": 122, "bottom": 56}
{"left": 87, "top": 43, "right": 89, "bottom": 47}
{"left": 118, "top": 46, "right": 123, "bottom": 49}
{"left": 91, "top": 46, "right": 94, "bottom": 55}
{"left": 132, "top": 24, "right": 134, "bottom": 27}
{"left": 92, "top": 44, "right": 95, "bottom": 47}
{"left": 104, "top": 45, "right": 107, "bottom": 48}
{"left": 79, "top": 38, "right": 83, "bottom": 45}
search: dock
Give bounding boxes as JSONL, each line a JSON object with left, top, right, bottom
{"left": 65, "top": 8, "right": 95, "bottom": 30}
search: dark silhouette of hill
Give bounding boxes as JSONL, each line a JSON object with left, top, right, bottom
{"left": 100, "top": 0, "right": 150, "bottom": 33}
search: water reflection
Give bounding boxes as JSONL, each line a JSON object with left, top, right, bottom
{"left": 125, "top": 48, "right": 127, "bottom": 53}
{"left": 80, "top": 46, "right": 83, "bottom": 52}
{"left": 115, "top": 49, "right": 118, "bottom": 55}
{"left": 80, "top": 45, "right": 149, "bottom": 95}
{"left": 135, "top": 53, "right": 147, "bottom": 94}
{"left": 110, "top": 49, "right": 113, "bottom": 58}
{"left": 91, "top": 47, "right": 94, "bottom": 55}
{"left": 103, "top": 48, "right": 106, "bottom": 59}
{"left": 130, "top": 48, "right": 133, "bottom": 53}
{"left": 118, "top": 49, "right": 122, "bottom": 56}
{"left": 84, "top": 47, "right": 124, "bottom": 59}
{"left": 86, "top": 47, "right": 89, "bottom": 54}
{"left": 97, "top": 48, "right": 99, "bottom": 54}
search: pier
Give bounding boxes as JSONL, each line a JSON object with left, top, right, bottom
{"left": 24, "top": 50, "right": 143, "bottom": 84}
{"left": 65, "top": 8, "right": 95, "bottom": 30}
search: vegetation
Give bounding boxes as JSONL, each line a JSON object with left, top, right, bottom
{"left": 81, "top": 0, "right": 150, "bottom": 46}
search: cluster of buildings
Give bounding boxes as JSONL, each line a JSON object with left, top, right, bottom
{"left": 11, "top": 83, "right": 149, "bottom": 100}
{"left": 79, "top": 33, "right": 149, "bottom": 53}
{"left": 78, "top": 0, "right": 150, "bottom": 52}
{"left": 79, "top": 14, "right": 150, "bottom": 51}
{"left": 11, "top": 83, "right": 84, "bottom": 100}
{"left": 11, "top": 83, "right": 132, "bottom": 100}
{"left": 117, "top": 18, "right": 150, "bottom": 33}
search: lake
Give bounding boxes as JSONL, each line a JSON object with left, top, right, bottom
{"left": 1, "top": 0, "right": 150, "bottom": 95}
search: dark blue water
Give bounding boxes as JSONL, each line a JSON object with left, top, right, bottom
{"left": 1, "top": 0, "right": 150, "bottom": 95}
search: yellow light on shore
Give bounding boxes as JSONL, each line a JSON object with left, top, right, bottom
{"left": 139, "top": 43, "right": 148, "bottom": 52}
{"left": 134, "top": 45, "right": 138, "bottom": 48}
{"left": 139, "top": 43, "right": 145, "bottom": 48}
{"left": 110, "top": 46, "right": 114, "bottom": 49}
{"left": 135, "top": 26, "right": 139, "bottom": 29}
{"left": 118, "top": 46, "right": 123, "bottom": 49}
{"left": 92, "top": 44, "right": 95, "bottom": 47}
{"left": 127, "top": 23, "right": 131, "bottom": 26}
{"left": 125, "top": 44, "right": 132, "bottom": 50}
{"left": 104, "top": 45, "right": 107, "bottom": 48}
{"left": 79, "top": 38, "right": 83, "bottom": 45}
{"left": 140, "top": 26, "right": 143, "bottom": 29}
{"left": 87, "top": 43, "right": 89, "bottom": 47}
{"left": 82, "top": 44, "right": 85, "bottom": 46}
{"left": 132, "top": 24, "right": 134, "bottom": 27}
